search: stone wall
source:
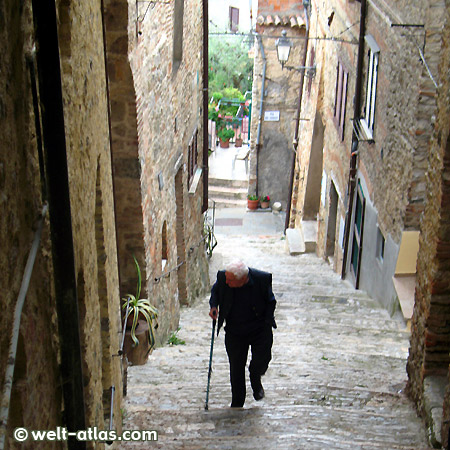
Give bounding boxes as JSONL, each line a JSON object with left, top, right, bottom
{"left": 292, "top": 0, "right": 360, "bottom": 271}
{"left": 250, "top": 6, "right": 306, "bottom": 209}
{"left": 407, "top": 3, "right": 450, "bottom": 445}
{"left": 0, "top": 3, "right": 64, "bottom": 448}
{"left": 103, "top": 0, "right": 147, "bottom": 298}
{"left": 57, "top": 0, "right": 123, "bottom": 436}
{"left": 1, "top": 1, "right": 124, "bottom": 447}
{"left": 128, "top": 0, "right": 209, "bottom": 345}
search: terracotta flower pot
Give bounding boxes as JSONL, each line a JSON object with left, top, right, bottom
{"left": 247, "top": 199, "right": 259, "bottom": 210}
{"left": 235, "top": 138, "right": 243, "bottom": 147}
{"left": 219, "top": 138, "right": 230, "bottom": 148}
{"left": 260, "top": 201, "right": 270, "bottom": 209}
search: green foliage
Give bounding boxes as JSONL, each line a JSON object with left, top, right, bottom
{"left": 247, "top": 194, "right": 259, "bottom": 201}
{"left": 218, "top": 127, "right": 235, "bottom": 141}
{"left": 211, "top": 92, "right": 223, "bottom": 103}
{"left": 167, "top": 327, "right": 185, "bottom": 346}
{"left": 122, "top": 256, "right": 158, "bottom": 348}
{"left": 209, "top": 35, "right": 253, "bottom": 94}
{"left": 222, "top": 87, "right": 245, "bottom": 101}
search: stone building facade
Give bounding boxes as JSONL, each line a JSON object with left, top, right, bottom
{"left": 128, "top": 0, "right": 209, "bottom": 344}
{"left": 1, "top": 0, "right": 209, "bottom": 447}
{"left": 291, "top": 0, "right": 441, "bottom": 314}
{"left": 249, "top": 0, "right": 306, "bottom": 209}
{"left": 286, "top": 0, "right": 448, "bottom": 446}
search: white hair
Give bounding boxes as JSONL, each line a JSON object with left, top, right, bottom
{"left": 225, "top": 260, "right": 249, "bottom": 279}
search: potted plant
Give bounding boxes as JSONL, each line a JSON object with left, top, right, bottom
{"left": 247, "top": 194, "right": 260, "bottom": 210}
{"left": 260, "top": 195, "right": 270, "bottom": 209}
{"left": 218, "top": 127, "right": 235, "bottom": 148}
{"left": 235, "top": 133, "right": 243, "bottom": 147}
{"left": 122, "top": 256, "right": 158, "bottom": 365}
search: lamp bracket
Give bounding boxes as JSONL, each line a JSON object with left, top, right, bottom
{"left": 282, "top": 65, "right": 316, "bottom": 78}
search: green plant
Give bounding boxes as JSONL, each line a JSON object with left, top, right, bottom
{"left": 167, "top": 327, "right": 186, "bottom": 346}
{"left": 247, "top": 194, "right": 259, "bottom": 201}
{"left": 209, "top": 35, "right": 253, "bottom": 94}
{"left": 261, "top": 195, "right": 270, "bottom": 202}
{"left": 218, "top": 127, "right": 235, "bottom": 141}
{"left": 122, "top": 256, "right": 158, "bottom": 348}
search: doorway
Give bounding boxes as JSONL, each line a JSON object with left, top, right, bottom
{"left": 326, "top": 181, "right": 338, "bottom": 259}
{"left": 304, "top": 113, "right": 324, "bottom": 220}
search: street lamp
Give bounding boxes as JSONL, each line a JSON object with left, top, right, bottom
{"left": 276, "top": 30, "right": 292, "bottom": 69}
{"left": 275, "top": 30, "right": 316, "bottom": 78}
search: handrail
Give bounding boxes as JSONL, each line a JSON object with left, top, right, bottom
{"left": 0, "top": 204, "right": 48, "bottom": 450}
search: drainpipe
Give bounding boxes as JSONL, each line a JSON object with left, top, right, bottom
{"left": 341, "top": 0, "right": 367, "bottom": 279}
{"left": 31, "top": 1, "right": 86, "bottom": 448}
{"left": 255, "top": 33, "right": 267, "bottom": 197}
{"left": 202, "top": 0, "right": 209, "bottom": 212}
{"left": 285, "top": 1, "right": 310, "bottom": 231}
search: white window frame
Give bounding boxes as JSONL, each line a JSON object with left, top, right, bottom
{"left": 359, "top": 35, "right": 380, "bottom": 140}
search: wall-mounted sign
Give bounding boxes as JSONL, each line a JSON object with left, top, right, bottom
{"left": 264, "top": 111, "right": 280, "bottom": 122}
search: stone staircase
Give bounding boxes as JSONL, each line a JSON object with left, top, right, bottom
{"left": 208, "top": 177, "right": 248, "bottom": 208}
{"left": 123, "top": 234, "right": 430, "bottom": 449}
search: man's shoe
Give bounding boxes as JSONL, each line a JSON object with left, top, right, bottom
{"left": 253, "top": 387, "right": 265, "bottom": 401}
{"left": 230, "top": 402, "right": 244, "bottom": 408}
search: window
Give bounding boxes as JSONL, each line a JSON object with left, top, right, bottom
{"left": 173, "top": 0, "right": 184, "bottom": 69}
{"left": 229, "top": 7, "right": 239, "bottom": 33}
{"left": 188, "top": 129, "right": 198, "bottom": 188}
{"left": 162, "top": 221, "right": 168, "bottom": 271}
{"left": 360, "top": 35, "right": 380, "bottom": 140}
{"left": 334, "top": 60, "right": 348, "bottom": 141}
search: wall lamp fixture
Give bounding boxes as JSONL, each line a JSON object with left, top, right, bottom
{"left": 276, "top": 30, "right": 316, "bottom": 78}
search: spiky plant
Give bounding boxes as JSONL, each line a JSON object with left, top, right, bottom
{"left": 122, "top": 256, "right": 158, "bottom": 348}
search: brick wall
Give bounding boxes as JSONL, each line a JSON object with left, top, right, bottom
{"left": 128, "top": 0, "right": 209, "bottom": 345}
{"left": 407, "top": 3, "right": 450, "bottom": 444}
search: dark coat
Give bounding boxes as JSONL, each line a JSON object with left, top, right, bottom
{"left": 209, "top": 268, "right": 277, "bottom": 334}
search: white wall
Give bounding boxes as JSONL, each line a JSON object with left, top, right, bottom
{"left": 209, "top": 0, "right": 258, "bottom": 33}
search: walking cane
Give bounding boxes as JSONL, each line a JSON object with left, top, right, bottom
{"left": 205, "top": 318, "right": 216, "bottom": 410}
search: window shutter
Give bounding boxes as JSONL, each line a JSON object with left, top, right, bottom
{"left": 339, "top": 71, "right": 348, "bottom": 140}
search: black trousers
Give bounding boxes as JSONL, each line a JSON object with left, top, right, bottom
{"left": 224, "top": 325, "right": 273, "bottom": 406}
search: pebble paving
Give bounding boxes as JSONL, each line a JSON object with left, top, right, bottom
{"left": 122, "top": 231, "right": 431, "bottom": 449}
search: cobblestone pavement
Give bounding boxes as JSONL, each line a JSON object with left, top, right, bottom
{"left": 122, "top": 228, "right": 431, "bottom": 449}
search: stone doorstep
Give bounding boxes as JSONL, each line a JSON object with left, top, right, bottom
{"left": 302, "top": 220, "right": 318, "bottom": 253}
{"left": 285, "top": 221, "right": 318, "bottom": 255}
{"left": 285, "top": 228, "right": 305, "bottom": 255}
{"left": 423, "top": 375, "right": 446, "bottom": 448}
{"left": 392, "top": 275, "right": 415, "bottom": 325}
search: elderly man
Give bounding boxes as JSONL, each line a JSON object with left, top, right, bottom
{"left": 209, "top": 260, "right": 277, "bottom": 408}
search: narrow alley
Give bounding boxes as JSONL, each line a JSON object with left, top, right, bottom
{"left": 123, "top": 212, "right": 430, "bottom": 449}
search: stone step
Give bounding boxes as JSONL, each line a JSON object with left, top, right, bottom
{"left": 208, "top": 185, "right": 248, "bottom": 200}
{"left": 208, "top": 197, "right": 248, "bottom": 208}
{"left": 123, "top": 230, "right": 430, "bottom": 450}
{"left": 209, "top": 177, "right": 248, "bottom": 189}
